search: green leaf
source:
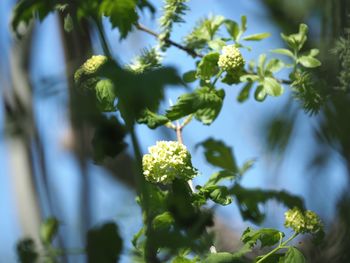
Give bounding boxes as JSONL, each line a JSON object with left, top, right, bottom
{"left": 137, "top": 109, "right": 170, "bottom": 129}
{"left": 95, "top": 79, "right": 117, "bottom": 112}
{"left": 306, "top": 48, "right": 319, "bottom": 57}
{"left": 243, "top": 32, "right": 271, "bottom": 41}
{"left": 279, "top": 247, "right": 306, "bottom": 263}
{"left": 224, "top": 19, "right": 240, "bottom": 40}
{"left": 40, "top": 217, "right": 59, "bottom": 245}
{"left": 241, "top": 227, "right": 284, "bottom": 248}
{"left": 196, "top": 52, "right": 220, "bottom": 80}
{"left": 205, "top": 170, "right": 236, "bottom": 187}
{"left": 64, "top": 13, "right": 74, "bottom": 32}
{"left": 254, "top": 85, "right": 267, "bottom": 102}
{"left": 265, "top": 59, "right": 285, "bottom": 74}
{"left": 258, "top": 54, "right": 267, "bottom": 76}
{"left": 198, "top": 138, "right": 238, "bottom": 171}
{"left": 208, "top": 39, "right": 227, "bottom": 51}
{"left": 172, "top": 256, "right": 197, "bottom": 263}
{"left": 203, "top": 252, "right": 245, "bottom": 263}
{"left": 241, "top": 15, "right": 247, "bottom": 33}
{"left": 152, "top": 212, "right": 174, "bottom": 229}
{"left": 298, "top": 56, "right": 321, "bottom": 68}
{"left": 86, "top": 222, "right": 123, "bottom": 263}
{"left": 206, "top": 185, "right": 232, "bottom": 205}
{"left": 270, "top": 48, "right": 295, "bottom": 58}
{"left": 239, "top": 159, "right": 256, "bottom": 175}
{"left": 183, "top": 70, "right": 197, "bottom": 83}
{"left": 16, "top": 238, "right": 39, "bottom": 263}
{"left": 166, "top": 87, "right": 225, "bottom": 125}
{"left": 92, "top": 116, "right": 127, "bottom": 163}
{"left": 100, "top": 0, "right": 138, "bottom": 39}
{"left": 12, "top": 0, "right": 54, "bottom": 36}
{"left": 237, "top": 82, "right": 253, "bottom": 103}
{"left": 263, "top": 77, "right": 284, "bottom": 96}
{"left": 239, "top": 74, "right": 259, "bottom": 82}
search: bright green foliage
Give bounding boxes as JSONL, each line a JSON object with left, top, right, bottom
{"left": 197, "top": 52, "right": 220, "bottom": 80}
{"left": 159, "top": 0, "right": 189, "bottom": 49}
{"left": 279, "top": 247, "right": 306, "bottom": 263}
{"left": 284, "top": 207, "right": 323, "bottom": 234}
{"left": 100, "top": 0, "right": 138, "bottom": 39}
{"left": 40, "top": 217, "right": 59, "bottom": 245}
{"left": 95, "top": 79, "right": 117, "bottom": 112}
{"left": 203, "top": 252, "right": 245, "bottom": 263}
{"left": 137, "top": 109, "right": 170, "bottom": 129}
{"left": 166, "top": 87, "right": 225, "bottom": 125}
{"left": 241, "top": 227, "right": 284, "bottom": 248}
{"left": 128, "top": 48, "right": 162, "bottom": 73}
{"left": 142, "top": 141, "right": 197, "bottom": 184}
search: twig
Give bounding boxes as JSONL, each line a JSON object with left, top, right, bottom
{"left": 136, "top": 23, "right": 203, "bottom": 58}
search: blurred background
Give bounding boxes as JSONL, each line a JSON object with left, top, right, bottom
{"left": 1, "top": 0, "right": 350, "bottom": 262}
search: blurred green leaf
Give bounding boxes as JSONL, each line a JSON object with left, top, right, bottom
{"left": 254, "top": 85, "right": 267, "bottom": 102}
{"left": 270, "top": 48, "right": 294, "bottom": 58}
{"left": 137, "top": 109, "right": 169, "bottom": 129}
{"left": 241, "top": 227, "right": 284, "bottom": 248}
{"left": 40, "top": 217, "right": 59, "bottom": 245}
{"left": 206, "top": 185, "right": 232, "bottom": 205}
{"left": 64, "top": 13, "right": 74, "bottom": 32}
{"left": 86, "top": 222, "right": 123, "bottom": 263}
{"left": 263, "top": 77, "right": 284, "bottom": 96}
{"left": 265, "top": 59, "right": 285, "bottom": 74}
{"left": 198, "top": 138, "right": 238, "bottom": 171}
{"left": 95, "top": 79, "right": 117, "bottom": 112}
{"left": 224, "top": 19, "right": 240, "bottom": 40}
{"left": 152, "top": 212, "right": 175, "bottom": 230}
{"left": 298, "top": 56, "right": 321, "bottom": 68}
{"left": 196, "top": 52, "right": 220, "bottom": 80}
{"left": 205, "top": 170, "right": 236, "bottom": 187}
{"left": 183, "top": 70, "right": 197, "bottom": 83}
{"left": 237, "top": 82, "right": 253, "bottom": 103}
{"left": 203, "top": 252, "right": 245, "bottom": 263}
{"left": 166, "top": 87, "right": 225, "bottom": 125}
{"left": 243, "top": 32, "right": 271, "bottom": 41}
{"left": 279, "top": 247, "right": 306, "bottom": 263}
{"left": 100, "top": 0, "right": 138, "bottom": 39}
{"left": 16, "top": 238, "right": 39, "bottom": 263}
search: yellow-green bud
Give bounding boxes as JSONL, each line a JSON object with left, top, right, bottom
{"left": 74, "top": 55, "right": 108, "bottom": 89}
{"left": 218, "top": 45, "right": 245, "bottom": 72}
{"left": 284, "top": 207, "right": 322, "bottom": 234}
{"left": 142, "top": 141, "right": 197, "bottom": 184}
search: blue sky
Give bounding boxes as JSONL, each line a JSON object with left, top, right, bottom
{"left": 0, "top": 0, "right": 348, "bottom": 262}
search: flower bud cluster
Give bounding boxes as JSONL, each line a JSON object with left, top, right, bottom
{"left": 142, "top": 141, "right": 197, "bottom": 184}
{"left": 284, "top": 207, "right": 322, "bottom": 234}
{"left": 74, "top": 55, "right": 108, "bottom": 89}
{"left": 218, "top": 45, "right": 245, "bottom": 72}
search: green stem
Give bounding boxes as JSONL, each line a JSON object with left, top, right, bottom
{"left": 256, "top": 232, "right": 298, "bottom": 263}
{"left": 212, "top": 69, "right": 224, "bottom": 86}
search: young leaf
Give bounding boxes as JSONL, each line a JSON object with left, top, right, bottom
{"left": 265, "top": 59, "right": 285, "bottom": 74}
{"left": 254, "top": 85, "right": 267, "bottom": 102}
{"left": 137, "top": 109, "right": 170, "bottom": 129}
{"left": 270, "top": 48, "right": 295, "bottom": 58}
{"left": 196, "top": 52, "right": 220, "bottom": 80}
{"left": 152, "top": 212, "right": 175, "bottom": 229}
{"left": 298, "top": 56, "right": 321, "bottom": 68}
{"left": 205, "top": 170, "right": 236, "bottom": 187}
{"left": 166, "top": 87, "right": 225, "bottom": 125}
{"left": 263, "top": 77, "right": 284, "bottom": 96}
{"left": 224, "top": 19, "right": 240, "bottom": 41}
{"left": 206, "top": 185, "right": 232, "bottom": 205}
{"left": 95, "top": 79, "right": 117, "bottom": 112}
{"left": 237, "top": 82, "right": 253, "bottom": 103}
{"left": 241, "top": 15, "right": 247, "bottom": 33}
{"left": 203, "top": 252, "right": 245, "bottom": 263}
{"left": 240, "top": 74, "right": 260, "bottom": 82}
{"left": 183, "top": 70, "right": 197, "bottom": 83}
{"left": 197, "top": 138, "right": 238, "bottom": 172}
{"left": 243, "top": 32, "right": 271, "bottom": 41}
{"left": 241, "top": 227, "right": 284, "bottom": 248}
{"left": 279, "top": 247, "right": 306, "bottom": 263}
{"left": 100, "top": 0, "right": 138, "bottom": 39}
{"left": 40, "top": 217, "right": 59, "bottom": 245}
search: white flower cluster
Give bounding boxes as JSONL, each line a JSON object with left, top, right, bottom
{"left": 218, "top": 45, "right": 245, "bottom": 72}
{"left": 284, "top": 207, "right": 323, "bottom": 234}
{"left": 142, "top": 141, "right": 197, "bottom": 184}
{"left": 74, "top": 55, "right": 108, "bottom": 89}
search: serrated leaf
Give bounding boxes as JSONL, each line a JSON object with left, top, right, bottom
{"left": 237, "top": 82, "right": 253, "bottom": 103}
{"left": 100, "top": 0, "right": 138, "bottom": 39}
{"left": 270, "top": 48, "right": 295, "bottom": 58}
{"left": 241, "top": 227, "right": 284, "bottom": 248}
{"left": 166, "top": 87, "right": 225, "bottom": 125}
{"left": 196, "top": 52, "right": 220, "bottom": 80}
{"left": 198, "top": 138, "right": 238, "bottom": 171}
{"left": 298, "top": 56, "right": 321, "bottom": 68}
{"left": 183, "top": 70, "right": 197, "bottom": 83}
{"left": 243, "top": 32, "right": 270, "bottom": 41}
{"left": 224, "top": 19, "right": 240, "bottom": 40}
{"left": 263, "top": 77, "right": 284, "bottom": 96}
{"left": 279, "top": 247, "right": 306, "bottom": 263}
{"left": 137, "top": 109, "right": 169, "bottom": 129}
{"left": 95, "top": 79, "right": 117, "bottom": 112}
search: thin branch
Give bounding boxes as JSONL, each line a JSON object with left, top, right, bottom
{"left": 136, "top": 23, "right": 203, "bottom": 58}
